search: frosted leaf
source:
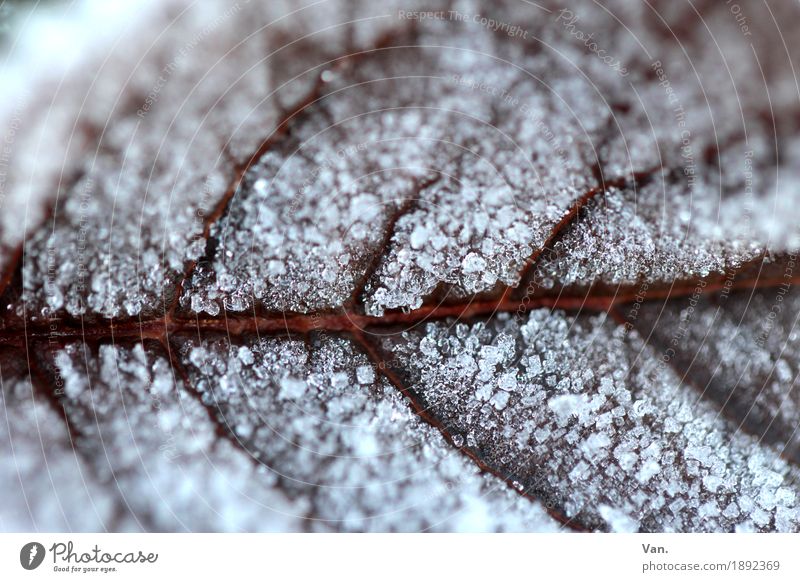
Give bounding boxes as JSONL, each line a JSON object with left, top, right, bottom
{"left": 7, "top": 0, "right": 420, "bottom": 320}
{"left": 380, "top": 310, "right": 800, "bottom": 532}
{"left": 519, "top": 0, "right": 800, "bottom": 296}
{"left": 533, "top": 0, "right": 796, "bottom": 179}
{"left": 6, "top": 1, "right": 275, "bottom": 319}
{"left": 529, "top": 168, "right": 790, "bottom": 293}
{"left": 264, "top": 0, "right": 423, "bottom": 109}
{"left": 2, "top": 0, "right": 800, "bottom": 536}
{"left": 628, "top": 287, "right": 800, "bottom": 462}
{"left": 7, "top": 0, "right": 800, "bottom": 318}
{"left": 0, "top": 348, "right": 120, "bottom": 531}
{"left": 181, "top": 42, "right": 456, "bottom": 314}
{"left": 518, "top": 1, "right": 800, "bottom": 295}
{"left": 183, "top": 7, "right": 635, "bottom": 316}
{"left": 173, "top": 0, "right": 800, "bottom": 317}
{"left": 360, "top": 16, "right": 614, "bottom": 315}
{"left": 176, "top": 332, "right": 560, "bottom": 532}
{"left": 0, "top": 1, "right": 168, "bottom": 281}
{"left": 42, "top": 341, "right": 306, "bottom": 532}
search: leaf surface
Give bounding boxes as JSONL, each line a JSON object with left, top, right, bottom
{"left": 2, "top": 0, "right": 800, "bottom": 533}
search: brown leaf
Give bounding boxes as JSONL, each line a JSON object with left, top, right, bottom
{"left": 2, "top": 0, "right": 800, "bottom": 532}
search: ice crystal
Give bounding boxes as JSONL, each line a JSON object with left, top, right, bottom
{"left": 383, "top": 311, "right": 800, "bottom": 531}
{"left": 0, "top": 350, "right": 118, "bottom": 531}
{"left": 176, "top": 332, "right": 559, "bottom": 532}
{"left": 8, "top": 0, "right": 430, "bottom": 319}
{"left": 47, "top": 342, "right": 306, "bottom": 531}
{"left": 2, "top": 0, "right": 800, "bottom": 535}
{"left": 631, "top": 287, "right": 800, "bottom": 462}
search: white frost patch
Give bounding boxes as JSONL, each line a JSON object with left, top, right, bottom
{"left": 177, "top": 333, "right": 561, "bottom": 532}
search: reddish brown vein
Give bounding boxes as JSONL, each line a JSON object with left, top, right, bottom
{"left": 351, "top": 327, "right": 588, "bottom": 532}
{"left": 169, "top": 27, "right": 419, "bottom": 317}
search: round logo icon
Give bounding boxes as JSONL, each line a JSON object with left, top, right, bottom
{"left": 20, "top": 542, "right": 46, "bottom": 570}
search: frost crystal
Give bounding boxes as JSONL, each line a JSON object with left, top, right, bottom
{"left": 2, "top": 0, "right": 800, "bottom": 536}
{"left": 177, "top": 332, "right": 559, "bottom": 531}
{"left": 0, "top": 349, "right": 118, "bottom": 531}
{"left": 183, "top": 11, "right": 612, "bottom": 316}
{"left": 47, "top": 342, "right": 306, "bottom": 531}
{"left": 383, "top": 310, "right": 800, "bottom": 532}
{"left": 631, "top": 287, "right": 800, "bottom": 462}
{"left": 6, "top": 0, "right": 430, "bottom": 319}
{"left": 530, "top": 172, "right": 776, "bottom": 292}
